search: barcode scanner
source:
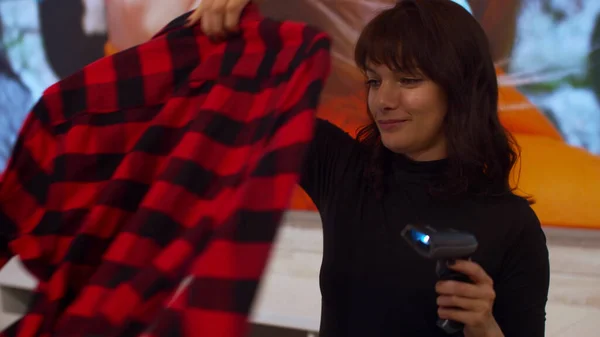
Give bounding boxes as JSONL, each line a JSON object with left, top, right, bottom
{"left": 401, "top": 224, "right": 479, "bottom": 335}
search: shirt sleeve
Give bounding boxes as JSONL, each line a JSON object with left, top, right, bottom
{"left": 493, "top": 203, "right": 550, "bottom": 337}
{"left": 0, "top": 101, "right": 58, "bottom": 272}
{"left": 299, "top": 118, "right": 359, "bottom": 209}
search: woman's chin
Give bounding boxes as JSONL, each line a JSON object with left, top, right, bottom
{"left": 381, "top": 139, "right": 410, "bottom": 154}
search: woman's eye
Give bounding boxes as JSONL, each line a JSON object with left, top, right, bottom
{"left": 365, "top": 79, "right": 380, "bottom": 87}
{"left": 400, "top": 78, "right": 422, "bottom": 85}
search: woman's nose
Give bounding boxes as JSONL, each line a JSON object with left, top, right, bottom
{"left": 376, "top": 82, "right": 400, "bottom": 111}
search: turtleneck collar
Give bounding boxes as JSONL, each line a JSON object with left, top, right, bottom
{"left": 391, "top": 153, "right": 448, "bottom": 173}
{"left": 387, "top": 150, "right": 448, "bottom": 184}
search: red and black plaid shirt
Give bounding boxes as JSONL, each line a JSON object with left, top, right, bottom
{"left": 0, "top": 5, "right": 330, "bottom": 337}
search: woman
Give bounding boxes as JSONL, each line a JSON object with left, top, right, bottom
{"left": 189, "top": 1, "right": 550, "bottom": 336}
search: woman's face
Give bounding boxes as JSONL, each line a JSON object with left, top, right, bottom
{"left": 366, "top": 63, "right": 448, "bottom": 161}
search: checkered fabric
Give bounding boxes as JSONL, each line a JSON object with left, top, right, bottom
{"left": 0, "top": 4, "right": 331, "bottom": 337}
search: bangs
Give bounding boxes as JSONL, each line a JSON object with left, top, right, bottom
{"left": 354, "top": 2, "right": 438, "bottom": 78}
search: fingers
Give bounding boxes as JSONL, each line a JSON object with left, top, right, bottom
{"left": 448, "top": 260, "right": 494, "bottom": 285}
{"left": 203, "top": 2, "right": 225, "bottom": 37}
{"left": 186, "top": 0, "right": 250, "bottom": 36}
{"left": 436, "top": 280, "right": 496, "bottom": 301}
{"left": 436, "top": 289, "right": 496, "bottom": 328}
{"left": 437, "top": 307, "right": 493, "bottom": 327}
{"left": 187, "top": 0, "right": 208, "bottom": 26}
{"left": 223, "top": 1, "right": 245, "bottom": 32}
{"left": 436, "top": 295, "right": 487, "bottom": 312}
{"left": 435, "top": 260, "right": 498, "bottom": 330}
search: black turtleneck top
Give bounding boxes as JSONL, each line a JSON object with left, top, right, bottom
{"left": 299, "top": 119, "right": 550, "bottom": 337}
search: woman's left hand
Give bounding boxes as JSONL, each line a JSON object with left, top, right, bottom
{"left": 435, "top": 260, "right": 504, "bottom": 337}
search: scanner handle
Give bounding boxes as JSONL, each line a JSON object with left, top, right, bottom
{"left": 435, "top": 259, "right": 472, "bottom": 335}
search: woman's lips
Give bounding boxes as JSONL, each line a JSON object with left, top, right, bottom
{"left": 377, "top": 119, "right": 409, "bottom": 131}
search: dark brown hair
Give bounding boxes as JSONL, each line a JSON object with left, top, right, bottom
{"left": 354, "top": 0, "right": 525, "bottom": 200}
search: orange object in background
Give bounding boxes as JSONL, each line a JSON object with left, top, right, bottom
{"left": 496, "top": 68, "right": 563, "bottom": 141}
{"left": 512, "top": 134, "right": 600, "bottom": 229}
{"left": 493, "top": 69, "right": 600, "bottom": 229}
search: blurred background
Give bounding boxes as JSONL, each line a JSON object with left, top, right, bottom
{"left": 0, "top": 0, "right": 598, "bottom": 336}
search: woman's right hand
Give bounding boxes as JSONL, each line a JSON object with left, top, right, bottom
{"left": 187, "top": 0, "right": 253, "bottom": 37}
